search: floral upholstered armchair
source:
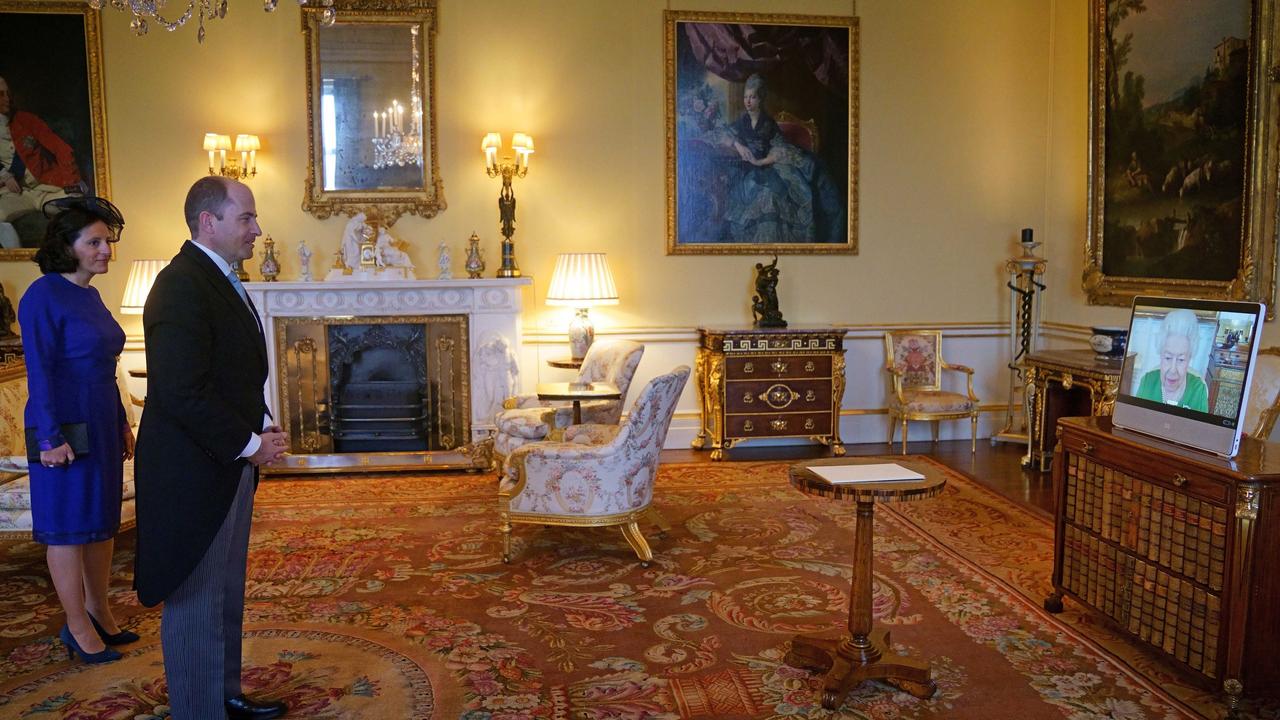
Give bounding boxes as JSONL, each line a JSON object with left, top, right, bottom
{"left": 498, "top": 365, "right": 690, "bottom": 565}
{"left": 492, "top": 340, "right": 644, "bottom": 464}
{"left": 1243, "top": 347, "right": 1280, "bottom": 441}
{"left": 883, "top": 330, "right": 980, "bottom": 453}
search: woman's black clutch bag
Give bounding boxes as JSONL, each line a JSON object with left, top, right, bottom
{"left": 24, "top": 424, "right": 90, "bottom": 462}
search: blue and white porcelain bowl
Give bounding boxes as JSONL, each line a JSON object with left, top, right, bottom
{"left": 1089, "top": 326, "right": 1128, "bottom": 359}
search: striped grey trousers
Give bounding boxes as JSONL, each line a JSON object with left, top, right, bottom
{"left": 160, "top": 464, "right": 255, "bottom": 719}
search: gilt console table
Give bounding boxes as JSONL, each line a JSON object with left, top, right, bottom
{"left": 1023, "top": 349, "right": 1122, "bottom": 471}
{"left": 693, "top": 327, "right": 846, "bottom": 460}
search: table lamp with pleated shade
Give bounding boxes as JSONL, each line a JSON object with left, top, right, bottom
{"left": 120, "top": 259, "right": 170, "bottom": 315}
{"left": 546, "top": 253, "right": 619, "bottom": 361}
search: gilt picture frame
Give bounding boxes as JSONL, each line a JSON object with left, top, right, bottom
{"left": 1084, "top": 0, "right": 1280, "bottom": 312}
{"left": 664, "top": 10, "right": 858, "bottom": 255}
{"left": 301, "top": 0, "right": 445, "bottom": 225}
{"left": 0, "top": 1, "right": 110, "bottom": 261}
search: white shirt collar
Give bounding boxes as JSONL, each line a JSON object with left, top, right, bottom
{"left": 190, "top": 240, "right": 235, "bottom": 278}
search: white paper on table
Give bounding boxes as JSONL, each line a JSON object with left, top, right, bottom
{"left": 807, "top": 463, "right": 925, "bottom": 484}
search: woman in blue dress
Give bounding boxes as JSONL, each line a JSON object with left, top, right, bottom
{"left": 19, "top": 196, "right": 137, "bottom": 664}
{"left": 725, "top": 74, "right": 845, "bottom": 245}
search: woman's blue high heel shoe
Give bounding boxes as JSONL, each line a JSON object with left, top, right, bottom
{"left": 89, "top": 613, "right": 140, "bottom": 645}
{"left": 60, "top": 624, "right": 122, "bottom": 664}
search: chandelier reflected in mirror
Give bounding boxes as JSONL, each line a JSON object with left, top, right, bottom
{"left": 370, "top": 25, "right": 424, "bottom": 170}
{"left": 88, "top": 0, "right": 336, "bottom": 42}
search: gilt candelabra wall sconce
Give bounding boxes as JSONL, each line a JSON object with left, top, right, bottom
{"left": 203, "top": 133, "right": 259, "bottom": 180}
{"left": 481, "top": 132, "right": 533, "bottom": 278}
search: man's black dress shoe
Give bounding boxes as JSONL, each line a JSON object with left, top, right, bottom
{"left": 225, "top": 694, "right": 287, "bottom": 720}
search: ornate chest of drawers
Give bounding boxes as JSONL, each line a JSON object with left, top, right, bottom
{"left": 1047, "top": 417, "right": 1280, "bottom": 706}
{"left": 693, "top": 327, "right": 846, "bottom": 460}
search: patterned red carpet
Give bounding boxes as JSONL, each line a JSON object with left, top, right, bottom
{"left": 0, "top": 458, "right": 1259, "bottom": 719}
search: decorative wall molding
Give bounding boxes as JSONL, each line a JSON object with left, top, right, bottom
{"left": 523, "top": 322, "right": 1075, "bottom": 450}
{"left": 520, "top": 321, "right": 1008, "bottom": 345}
{"left": 122, "top": 317, "right": 1084, "bottom": 452}
{"left": 252, "top": 279, "right": 525, "bottom": 315}
{"left": 1041, "top": 321, "right": 1094, "bottom": 343}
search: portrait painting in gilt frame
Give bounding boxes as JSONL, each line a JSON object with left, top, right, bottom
{"left": 1084, "top": 0, "right": 1280, "bottom": 311}
{"left": 664, "top": 10, "right": 858, "bottom": 255}
{"left": 0, "top": 1, "right": 110, "bottom": 261}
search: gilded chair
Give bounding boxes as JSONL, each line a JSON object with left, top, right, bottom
{"left": 883, "top": 330, "right": 980, "bottom": 453}
{"left": 776, "top": 110, "right": 819, "bottom": 152}
{"left": 1242, "top": 347, "right": 1280, "bottom": 441}
{"left": 498, "top": 365, "right": 691, "bottom": 565}
{"left": 493, "top": 340, "right": 644, "bottom": 465}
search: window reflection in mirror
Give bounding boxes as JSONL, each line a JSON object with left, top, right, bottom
{"left": 317, "top": 23, "right": 425, "bottom": 191}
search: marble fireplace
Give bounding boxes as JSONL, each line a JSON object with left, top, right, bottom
{"left": 244, "top": 278, "right": 530, "bottom": 473}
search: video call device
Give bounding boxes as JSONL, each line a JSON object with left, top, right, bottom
{"left": 1112, "top": 296, "right": 1265, "bottom": 458}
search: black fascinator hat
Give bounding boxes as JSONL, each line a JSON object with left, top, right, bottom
{"left": 42, "top": 195, "right": 126, "bottom": 238}
{"left": 32, "top": 196, "right": 127, "bottom": 274}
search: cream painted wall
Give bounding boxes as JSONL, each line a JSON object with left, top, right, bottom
{"left": 0, "top": 0, "right": 1063, "bottom": 342}
{"left": 1041, "top": 0, "right": 1138, "bottom": 333}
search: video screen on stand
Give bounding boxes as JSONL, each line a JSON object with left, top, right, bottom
{"left": 1120, "top": 300, "right": 1262, "bottom": 427}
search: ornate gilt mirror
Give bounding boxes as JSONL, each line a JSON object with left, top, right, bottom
{"left": 301, "top": 0, "right": 445, "bottom": 224}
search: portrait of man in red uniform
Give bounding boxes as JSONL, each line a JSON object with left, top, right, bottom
{"left": 2, "top": 78, "right": 82, "bottom": 188}
{"left": 1, "top": 10, "right": 104, "bottom": 251}
{"left": 0, "top": 73, "right": 85, "bottom": 248}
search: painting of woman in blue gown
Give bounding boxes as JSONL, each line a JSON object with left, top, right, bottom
{"left": 667, "top": 13, "right": 856, "bottom": 254}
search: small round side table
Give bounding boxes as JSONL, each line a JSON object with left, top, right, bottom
{"left": 546, "top": 357, "right": 583, "bottom": 370}
{"left": 785, "top": 457, "right": 946, "bottom": 709}
{"left": 535, "top": 381, "right": 621, "bottom": 425}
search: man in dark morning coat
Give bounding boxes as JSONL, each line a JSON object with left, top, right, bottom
{"left": 134, "top": 176, "right": 289, "bottom": 720}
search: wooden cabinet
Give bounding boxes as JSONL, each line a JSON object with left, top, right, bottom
{"left": 1047, "top": 417, "right": 1280, "bottom": 707}
{"left": 693, "top": 327, "right": 845, "bottom": 460}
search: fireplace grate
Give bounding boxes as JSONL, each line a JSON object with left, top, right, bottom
{"left": 273, "top": 315, "right": 473, "bottom": 471}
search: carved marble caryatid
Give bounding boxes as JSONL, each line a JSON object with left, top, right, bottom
{"left": 474, "top": 331, "right": 520, "bottom": 421}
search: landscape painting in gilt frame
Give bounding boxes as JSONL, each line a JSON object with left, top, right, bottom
{"left": 1084, "top": 0, "right": 1280, "bottom": 310}
{"left": 0, "top": 1, "right": 110, "bottom": 261}
{"left": 665, "top": 10, "right": 858, "bottom": 255}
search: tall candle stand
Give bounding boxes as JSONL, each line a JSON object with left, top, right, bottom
{"left": 992, "top": 230, "right": 1046, "bottom": 446}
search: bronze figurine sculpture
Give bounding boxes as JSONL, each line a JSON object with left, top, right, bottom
{"left": 751, "top": 256, "right": 786, "bottom": 328}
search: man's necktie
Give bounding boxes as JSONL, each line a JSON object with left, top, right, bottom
{"left": 227, "top": 269, "right": 250, "bottom": 306}
{"left": 227, "top": 269, "right": 263, "bottom": 335}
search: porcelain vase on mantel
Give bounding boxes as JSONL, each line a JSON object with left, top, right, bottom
{"left": 465, "top": 232, "right": 485, "bottom": 278}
